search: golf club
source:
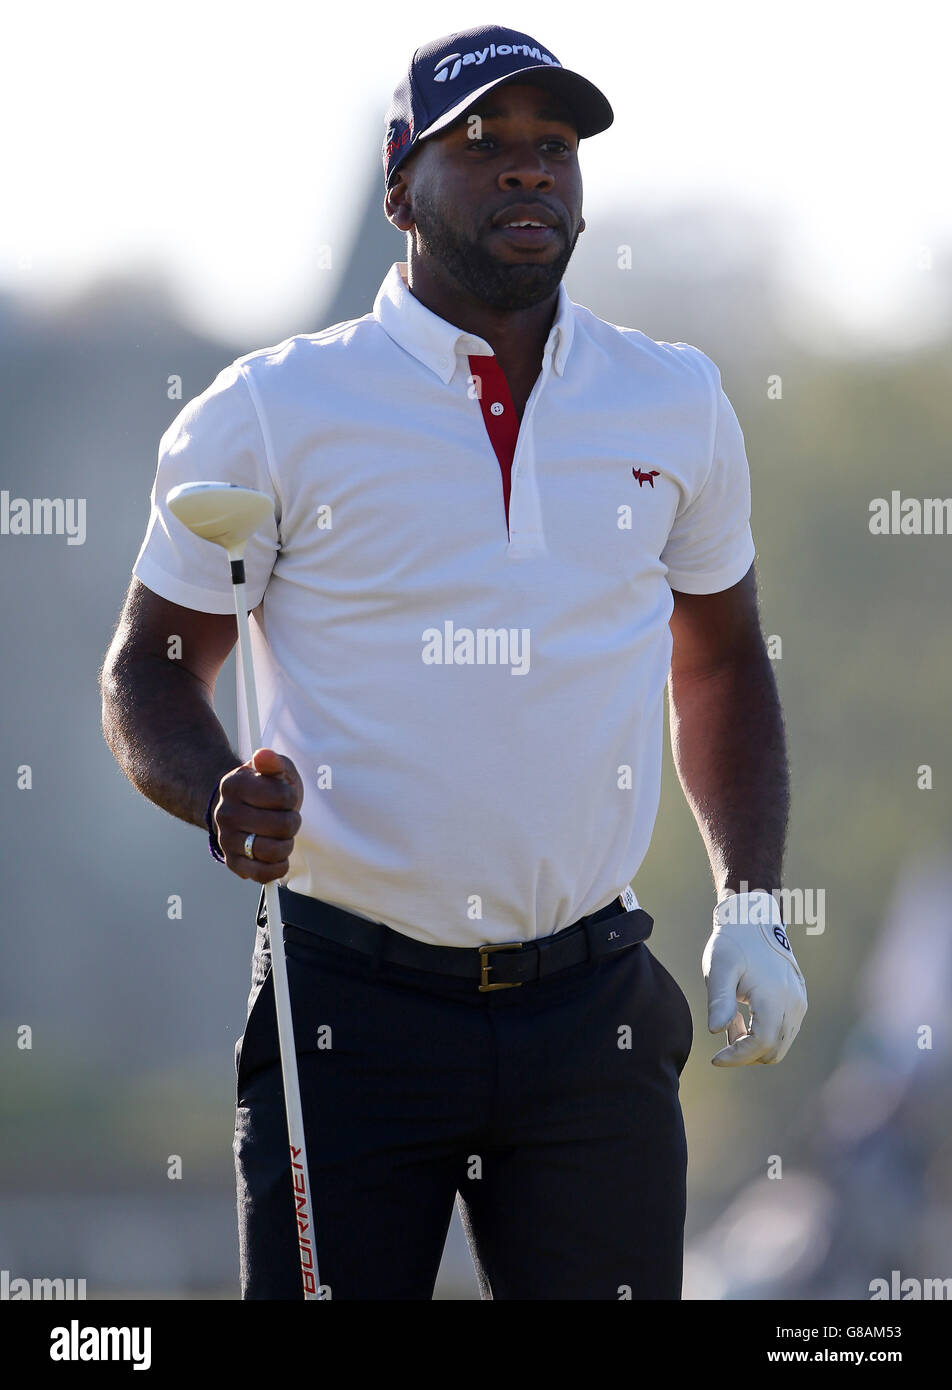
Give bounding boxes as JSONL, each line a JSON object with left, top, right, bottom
{"left": 166, "top": 480, "right": 320, "bottom": 1300}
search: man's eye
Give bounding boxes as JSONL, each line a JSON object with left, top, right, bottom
{"left": 466, "top": 137, "right": 572, "bottom": 152}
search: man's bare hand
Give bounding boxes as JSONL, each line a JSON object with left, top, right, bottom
{"left": 211, "top": 748, "right": 303, "bottom": 883}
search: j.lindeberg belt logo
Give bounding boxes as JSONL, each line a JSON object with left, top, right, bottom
{"left": 633, "top": 468, "right": 661, "bottom": 488}
{"left": 434, "top": 44, "right": 560, "bottom": 82}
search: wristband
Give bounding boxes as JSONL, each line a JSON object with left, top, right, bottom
{"left": 204, "top": 778, "right": 226, "bottom": 864}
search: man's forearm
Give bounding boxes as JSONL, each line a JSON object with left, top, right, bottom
{"left": 667, "top": 647, "right": 789, "bottom": 898}
{"left": 100, "top": 654, "right": 240, "bottom": 831}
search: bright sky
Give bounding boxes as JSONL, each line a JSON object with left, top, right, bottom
{"left": 2, "top": 0, "right": 947, "bottom": 346}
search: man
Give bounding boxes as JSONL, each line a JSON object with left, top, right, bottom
{"left": 100, "top": 24, "right": 806, "bottom": 1300}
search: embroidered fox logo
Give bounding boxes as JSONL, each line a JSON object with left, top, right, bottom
{"left": 633, "top": 468, "right": 661, "bottom": 488}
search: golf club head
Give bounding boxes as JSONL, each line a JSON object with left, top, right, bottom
{"left": 166, "top": 482, "right": 273, "bottom": 556}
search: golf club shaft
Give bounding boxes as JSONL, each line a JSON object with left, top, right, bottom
{"left": 233, "top": 574, "right": 320, "bottom": 1300}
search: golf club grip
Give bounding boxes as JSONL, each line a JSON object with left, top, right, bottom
{"left": 234, "top": 584, "right": 321, "bottom": 1299}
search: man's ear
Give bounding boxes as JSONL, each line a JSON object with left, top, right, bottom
{"left": 385, "top": 175, "right": 415, "bottom": 233}
{"left": 579, "top": 217, "right": 586, "bottom": 233}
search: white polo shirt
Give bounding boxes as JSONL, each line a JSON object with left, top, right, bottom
{"left": 133, "top": 260, "right": 755, "bottom": 947}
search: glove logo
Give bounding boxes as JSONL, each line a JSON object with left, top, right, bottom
{"left": 773, "top": 925, "right": 790, "bottom": 951}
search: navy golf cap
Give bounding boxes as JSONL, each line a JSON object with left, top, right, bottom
{"left": 383, "top": 24, "right": 614, "bottom": 189}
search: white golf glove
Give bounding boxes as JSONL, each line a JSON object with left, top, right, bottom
{"left": 702, "top": 891, "right": 807, "bottom": 1065}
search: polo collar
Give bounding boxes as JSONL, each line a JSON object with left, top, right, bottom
{"left": 373, "top": 261, "right": 575, "bottom": 384}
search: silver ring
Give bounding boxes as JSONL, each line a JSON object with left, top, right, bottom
{"left": 243, "top": 833, "right": 256, "bottom": 860}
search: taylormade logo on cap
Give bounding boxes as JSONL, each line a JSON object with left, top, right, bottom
{"left": 433, "top": 43, "right": 559, "bottom": 83}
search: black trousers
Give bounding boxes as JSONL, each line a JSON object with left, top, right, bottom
{"left": 233, "top": 893, "right": 693, "bottom": 1301}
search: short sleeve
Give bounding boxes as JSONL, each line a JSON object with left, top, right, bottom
{"left": 660, "top": 353, "right": 756, "bottom": 594}
{"left": 132, "top": 361, "right": 278, "bottom": 613}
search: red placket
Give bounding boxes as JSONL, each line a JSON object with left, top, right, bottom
{"left": 467, "top": 354, "right": 519, "bottom": 537}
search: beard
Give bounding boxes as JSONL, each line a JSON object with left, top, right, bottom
{"left": 409, "top": 188, "right": 581, "bottom": 310}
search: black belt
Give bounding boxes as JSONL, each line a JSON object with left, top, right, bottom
{"left": 265, "top": 886, "right": 653, "bottom": 992}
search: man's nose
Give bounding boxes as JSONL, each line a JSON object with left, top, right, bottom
{"left": 497, "top": 149, "right": 556, "bottom": 189}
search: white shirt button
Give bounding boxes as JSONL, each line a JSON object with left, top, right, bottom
{"left": 490, "top": 401, "right": 504, "bottom": 416}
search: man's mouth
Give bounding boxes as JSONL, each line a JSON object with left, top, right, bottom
{"left": 493, "top": 225, "right": 558, "bottom": 248}
{"left": 490, "top": 204, "right": 561, "bottom": 249}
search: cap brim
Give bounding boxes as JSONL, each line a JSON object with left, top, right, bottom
{"left": 416, "top": 65, "right": 613, "bottom": 144}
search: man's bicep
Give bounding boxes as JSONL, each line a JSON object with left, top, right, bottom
{"left": 103, "top": 577, "right": 238, "bottom": 694}
{"left": 668, "top": 564, "right": 763, "bottom": 678}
